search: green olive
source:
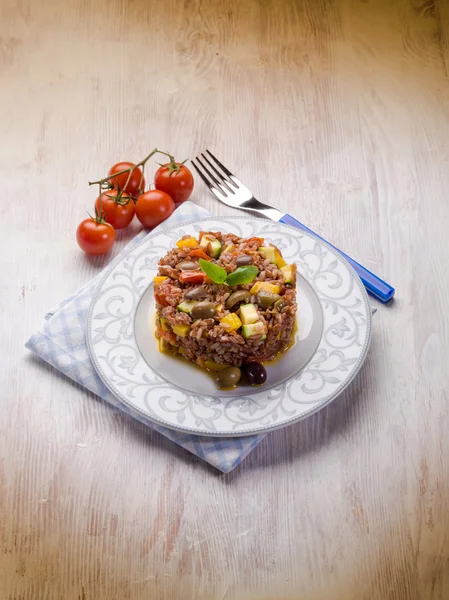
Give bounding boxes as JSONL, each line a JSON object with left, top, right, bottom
{"left": 176, "top": 261, "right": 199, "bottom": 271}
{"left": 225, "top": 290, "right": 251, "bottom": 309}
{"left": 273, "top": 298, "right": 286, "bottom": 311}
{"left": 185, "top": 286, "right": 208, "bottom": 300}
{"left": 256, "top": 290, "right": 281, "bottom": 308}
{"left": 216, "top": 366, "right": 241, "bottom": 389}
{"left": 191, "top": 302, "right": 216, "bottom": 319}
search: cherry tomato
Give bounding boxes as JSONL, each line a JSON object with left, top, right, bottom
{"left": 95, "top": 190, "right": 135, "bottom": 229}
{"left": 135, "top": 190, "right": 175, "bottom": 229}
{"left": 154, "top": 162, "right": 194, "bottom": 204}
{"left": 108, "top": 162, "right": 145, "bottom": 197}
{"left": 76, "top": 218, "right": 116, "bottom": 255}
{"left": 179, "top": 271, "right": 205, "bottom": 284}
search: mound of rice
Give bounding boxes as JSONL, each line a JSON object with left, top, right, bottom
{"left": 154, "top": 231, "right": 297, "bottom": 368}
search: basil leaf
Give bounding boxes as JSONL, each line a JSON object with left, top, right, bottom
{"left": 198, "top": 259, "right": 227, "bottom": 284}
{"left": 226, "top": 265, "right": 259, "bottom": 286}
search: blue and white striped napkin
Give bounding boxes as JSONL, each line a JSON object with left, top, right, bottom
{"left": 25, "top": 202, "right": 264, "bottom": 473}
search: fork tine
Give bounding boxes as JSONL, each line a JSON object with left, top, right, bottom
{"left": 195, "top": 156, "right": 234, "bottom": 195}
{"left": 191, "top": 159, "right": 216, "bottom": 191}
{"left": 206, "top": 150, "right": 235, "bottom": 179}
{"left": 191, "top": 159, "right": 228, "bottom": 198}
{"left": 200, "top": 153, "right": 236, "bottom": 192}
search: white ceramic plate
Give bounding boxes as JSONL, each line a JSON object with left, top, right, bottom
{"left": 87, "top": 217, "right": 372, "bottom": 437}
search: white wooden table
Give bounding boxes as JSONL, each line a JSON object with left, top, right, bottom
{"left": 2, "top": 0, "right": 449, "bottom": 598}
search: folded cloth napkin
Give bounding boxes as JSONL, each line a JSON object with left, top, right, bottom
{"left": 26, "top": 202, "right": 264, "bottom": 473}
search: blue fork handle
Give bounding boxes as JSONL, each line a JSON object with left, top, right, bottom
{"left": 279, "top": 213, "right": 395, "bottom": 303}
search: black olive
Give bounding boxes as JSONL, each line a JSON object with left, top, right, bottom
{"left": 244, "top": 362, "right": 267, "bottom": 386}
{"left": 176, "top": 261, "right": 199, "bottom": 271}
{"left": 185, "top": 286, "right": 208, "bottom": 300}
{"left": 235, "top": 255, "right": 253, "bottom": 266}
{"left": 216, "top": 367, "right": 242, "bottom": 389}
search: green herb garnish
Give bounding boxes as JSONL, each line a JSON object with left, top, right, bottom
{"left": 226, "top": 265, "right": 259, "bottom": 286}
{"left": 199, "top": 259, "right": 259, "bottom": 286}
{"left": 198, "top": 259, "right": 227, "bottom": 284}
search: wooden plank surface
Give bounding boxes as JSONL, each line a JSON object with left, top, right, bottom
{"left": 1, "top": 0, "right": 449, "bottom": 598}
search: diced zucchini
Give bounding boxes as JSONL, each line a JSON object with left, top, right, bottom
{"left": 274, "top": 250, "right": 286, "bottom": 268}
{"left": 223, "top": 244, "right": 235, "bottom": 253}
{"left": 209, "top": 239, "right": 222, "bottom": 258}
{"left": 259, "top": 246, "right": 287, "bottom": 268}
{"left": 200, "top": 235, "right": 222, "bottom": 258}
{"left": 242, "top": 322, "right": 266, "bottom": 340}
{"left": 281, "top": 264, "right": 296, "bottom": 286}
{"left": 250, "top": 281, "right": 281, "bottom": 295}
{"left": 172, "top": 324, "right": 190, "bottom": 337}
{"left": 259, "top": 246, "right": 277, "bottom": 264}
{"left": 176, "top": 301, "right": 197, "bottom": 314}
{"left": 219, "top": 313, "right": 242, "bottom": 332}
{"left": 239, "top": 303, "right": 259, "bottom": 325}
{"left": 176, "top": 237, "right": 198, "bottom": 249}
{"left": 153, "top": 276, "right": 168, "bottom": 285}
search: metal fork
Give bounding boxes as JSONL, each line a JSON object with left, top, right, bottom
{"left": 191, "top": 150, "right": 394, "bottom": 303}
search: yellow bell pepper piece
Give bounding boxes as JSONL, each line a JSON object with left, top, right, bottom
{"left": 274, "top": 250, "right": 286, "bottom": 268}
{"left": 159, "top": 338, "right": 175, "bottom": 353}
{"left": 176, "top": 237, "right": 198, "bottom": 249}
{"left": 250, "top": 281, "right": 281, "bottom": 295}
{"left": 160, "top": 318, "right": 170, "bottom": 332}
{"left": 153, "top": 276, "right": 168, "bottom": 285}
{"left": 173, "top": 324, "right": 190, "bottom": 337}
{"left": 219, "top": 313, "right": 242, "bottom": 332}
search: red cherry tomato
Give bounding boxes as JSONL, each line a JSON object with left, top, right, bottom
{"left": 76, "top": 218, "right": 116, "bottom": 255}
{"left": 95, "top": 189, "right": 135, "bottom": 229}
{"left": 154, "top": 162, "right": 194, "bottom": 204}
{"left": 179, "top": 271, "right": 206, "bottom": 284}
{"left": 135, "top": 190, "right": 175, "bottom": 229}
{"left": 108, "top": 162, "right": 145, "bottom": 197}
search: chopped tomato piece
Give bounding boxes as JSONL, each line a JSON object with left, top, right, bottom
{"left": 189, "top": 248, "right": 212, "bottom": 261}
{"left": 154, "top": 291, "right": 169, "bottom": 307}
{"left": 246, "top": 237, "right": 264, "bottom": 245}
{"left": 179, "top": 271, "right": 206, "bottom": 284}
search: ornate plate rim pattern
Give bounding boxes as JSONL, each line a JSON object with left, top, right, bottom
{"left": 87, "top": 216, "right": 372, "bottom": 437}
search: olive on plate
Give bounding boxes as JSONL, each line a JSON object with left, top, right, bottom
{"left": 216, "top": 367, "right": 242, "bottom": 389}
{"left": 244, "top": 362, "right": 267, "bottom": 386}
